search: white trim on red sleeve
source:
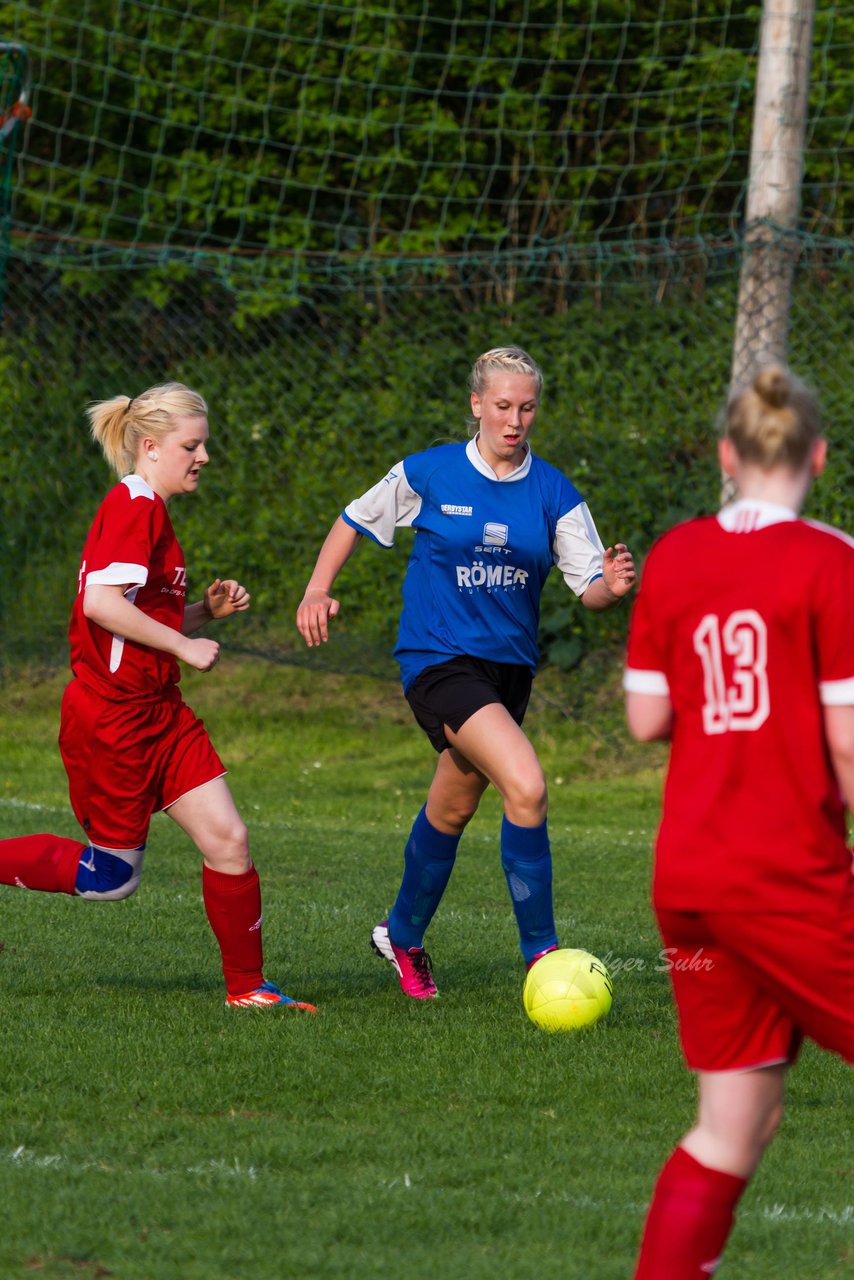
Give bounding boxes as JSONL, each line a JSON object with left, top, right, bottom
{"left": 819, "top": 677, "right": 854, "bottom": 706}
{"left": 85, "top": 562, "right": 149, "bottom": 588}
{"left": 623, "top": 667, "right": 670, "bottom": 696}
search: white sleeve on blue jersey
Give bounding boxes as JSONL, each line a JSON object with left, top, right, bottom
{"left": 342, "top": 461, "right": 422, "bottom": 548}
{"left": 553, "top": 502, "right": 606, "bottom": 596}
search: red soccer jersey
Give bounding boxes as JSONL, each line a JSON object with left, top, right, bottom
{"left": 625, "top": 500, "right": 854, "bottom": 913}
{"left": 69, "top": 475, "right": 187, "bottom": 699}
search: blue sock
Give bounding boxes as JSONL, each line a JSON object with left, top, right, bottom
{"left": 500, "top": 816, "right": 558, "bottom": 964}
{"left": 388, "top": 806, "right": 461, "bottom": 951}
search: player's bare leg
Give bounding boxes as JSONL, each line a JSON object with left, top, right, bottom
{"left": 443, "top": 703, "right": 547, "bottom": 827}
{"left": 684, "top": 1064, "right": 786, "bottom": 1177}
{"left": 165, "top": 775, "right": 250, "bottom": 874}
{"left": 424, "top": 744, "right": 490, "bottom": 833}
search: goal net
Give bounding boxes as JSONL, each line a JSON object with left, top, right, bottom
{"left": 0, "top": 2, "right": 852, "bottom": 669}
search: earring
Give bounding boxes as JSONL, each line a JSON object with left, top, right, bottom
{"left": 147, "top": 450, "right": 158, "bottom": 460}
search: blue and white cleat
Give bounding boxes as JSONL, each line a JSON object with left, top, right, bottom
{"left": 226, "top": 981, "right": 316, "bottom": 1011}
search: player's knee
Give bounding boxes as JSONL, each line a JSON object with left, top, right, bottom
{"left": 202, "top": 818, "right": 250, "bottom": 873}
{"left": 439, "top": 796, "right": 479, "bottom": 831}
{"left": 75, "top": 844, "right": 145, "bottom": 901}
{"left": 503, "top": 773, "right": 548, "bottom": 826}
{"left": 231, "top": 815, "right": 250, "bottom": 851}
{"left": 219, "top": 816, "right": 249, "bottom": 862}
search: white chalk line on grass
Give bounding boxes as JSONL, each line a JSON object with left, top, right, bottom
{"left": 5, "top": 1145, "right": 257, "bottom": 1181}
{"left": 3, "top": 1148, "right": 852, "bottom": 1227}
{"left": 0, "top": 798, "right": 65, "bottom": 813}
{"left": 509, "top": 1190, "right": 852, "bottom": 1228}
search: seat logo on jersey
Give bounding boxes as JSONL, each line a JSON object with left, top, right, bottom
{"left": 456, "top": 523, "right": 527, "bottom": 591}
{"left": 482, "top": 522, "right": 508, "bottom": 546}
{"left": 441, "top": 503, "right": 473, "bottom": 516}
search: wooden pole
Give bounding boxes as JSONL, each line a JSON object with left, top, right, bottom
{"left": 730, "top": 0, "right": 815, "bottom": 389}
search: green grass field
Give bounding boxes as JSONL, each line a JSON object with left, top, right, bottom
{"left": 0, "top": 658, "right": 851, "bottom": 1280}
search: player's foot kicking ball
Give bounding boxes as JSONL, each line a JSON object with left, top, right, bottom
{"left": 525, "top": 944, "right": 559, "bottom": 972}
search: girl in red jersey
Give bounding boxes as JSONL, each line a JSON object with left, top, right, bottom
{"left": 0, "top": 383, "right": 314, "bottom": 1011}
{"left": 623, "top": 365, "right": 854, "bottom": 1279}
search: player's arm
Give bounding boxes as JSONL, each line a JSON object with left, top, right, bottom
{"left": 622, "top": 538, "right": 670, "bottom": 738}
{"left": 182, "top": 579, "right": 251, "bottom": 634}
{"left": 83, "top": 583, "right": 220, "bottom": 672}
{"left": 296, "top": 516, "right": 363, "bottom": 647}
{"left": 297, "top": 461, "right": 420, "bottom": 647}
{"left": 553, "top": 507, "right": 634, "bottom": 611}
{"left": 824, "top": 704, "right": 854, "bottom": 814}
{"left": 625, "top": 690, "right": 673, "bottom": 741}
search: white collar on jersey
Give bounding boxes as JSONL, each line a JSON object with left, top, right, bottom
{"left": 717, "top": 498, "right": 798, "bottom": 532}
{"left": 466, "top": 434, "right": 532, "bottom": 482}
{"left": 122, "top": 473, "right": 156, "bottom": 500}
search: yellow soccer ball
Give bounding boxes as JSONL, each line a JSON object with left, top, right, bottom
{"left": 523, "top": 947, "right": 613, "bottom": 1032}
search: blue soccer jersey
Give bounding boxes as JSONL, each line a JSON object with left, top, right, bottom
{"left": 343, "top": 438, "right": 605, "bottom": 690}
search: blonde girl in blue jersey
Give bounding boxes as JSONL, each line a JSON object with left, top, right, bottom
{"left": 297, "top": 347, "right": 635, "bottom": 999}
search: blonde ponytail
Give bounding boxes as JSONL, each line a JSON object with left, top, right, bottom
{"left": 87, "top": 382, "right": 208, "bottom": 478}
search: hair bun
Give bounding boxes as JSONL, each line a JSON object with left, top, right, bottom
{"left": 753, "top": 365, "right": 790, "bottom": 410}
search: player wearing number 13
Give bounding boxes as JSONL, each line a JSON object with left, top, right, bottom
{"left": 623, "top": 365, "right": 854, "bottom": 1279}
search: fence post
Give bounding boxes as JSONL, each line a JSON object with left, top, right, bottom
{"left": 730, "top": 0, "right": 815, "bottom": 389}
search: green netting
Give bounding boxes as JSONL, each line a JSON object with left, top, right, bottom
{"left": 1, "top": 1, "right": 851, "bottom": 303}
{"left": 0, "top": 39, "right": 29, "bottom": 292}
{"left": 0, "top": 2, "right": 852, "bottom": 677}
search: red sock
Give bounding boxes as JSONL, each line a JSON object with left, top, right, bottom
{"left": 0, "top": 834, "right": 85, "bottom": 895}
{"left": 634, "top": 1146, "right": 748, "bottom": 1280}
{"left": 202, "top": 863, "right": 265, "bottom": 997}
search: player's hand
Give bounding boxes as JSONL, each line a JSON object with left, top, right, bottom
{"left": 182, "top": 637, "right": 221, "bottom": 672}
{"left": 296, "top": 588, "right": 340, "bottom": 647}
{"left": 204, "top": 578, "right": 250, "bottom": 619}
{"left": 602, "top": 543, "right": 636, "bottom": 599}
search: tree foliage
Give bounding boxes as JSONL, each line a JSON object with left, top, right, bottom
{"left": 0, "top": 0, "right": 850, "bottom": 314}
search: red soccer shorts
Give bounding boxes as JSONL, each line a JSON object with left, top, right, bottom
{"left": 59, "top": 679, "right": 226, "bottom": 849}
{"left": 657, "top": 893, "right": 854, "bottom": 1072}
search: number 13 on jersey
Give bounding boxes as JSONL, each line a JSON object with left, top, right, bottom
{"left": 694, "top": 610, "right": 770, "bottom": 734}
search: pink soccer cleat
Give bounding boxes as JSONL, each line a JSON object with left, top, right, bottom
{"left": 525, "top": 944, "right": 559, "bottom": 972}
{"left": 371, "top": 920, "right": 440, "bottom": 1000}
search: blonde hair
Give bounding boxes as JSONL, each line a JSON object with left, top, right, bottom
{"left": 725, "top": 365, "right": 821, "bottom": 470}
{"left": 468, "top": 346, "right": 544, "bottom": 400}
{"left": 87, "top": 381, "right": 208, "bottom": 478}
